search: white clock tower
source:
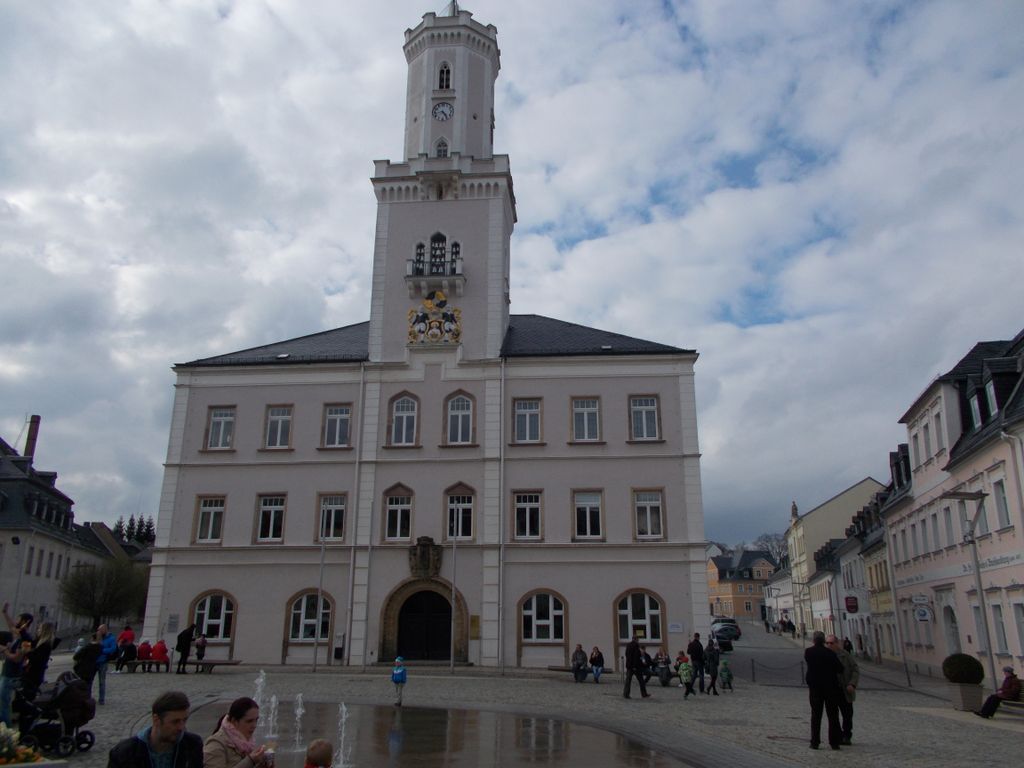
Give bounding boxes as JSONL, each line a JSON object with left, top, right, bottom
{"left": 367, "top": 7, "right": 515, "bottom": 363}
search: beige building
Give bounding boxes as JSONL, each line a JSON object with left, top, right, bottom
{"left": 707, "top": 550, "right": 775, "bottom": 621}
{"left": 785, "top": 478, "right": 884, "bottom": 636}
{"left": 142, "top": 8, "right": 708, "bottom": 669}
{"left": 885, "top": 330, "right": 1024, "bottom": 685}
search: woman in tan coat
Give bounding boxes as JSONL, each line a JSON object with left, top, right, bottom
{"left": 203, "top": 697, "right": 271, "bottom": 768}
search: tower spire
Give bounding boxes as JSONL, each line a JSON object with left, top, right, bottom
{"left": 444, "top": 1, "right": 460, "bottom": 17}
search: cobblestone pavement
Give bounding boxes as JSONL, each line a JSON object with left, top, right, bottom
{"left": 37, "top": 633, "right": 1019, "bottom": 768}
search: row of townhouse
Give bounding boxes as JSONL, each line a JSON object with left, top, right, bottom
{"left": 786, "top": 327, "right": 1024, "bottom": 685}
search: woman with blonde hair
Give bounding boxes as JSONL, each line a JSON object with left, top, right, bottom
{"left": 204, "top": 697, "right": 272, "bottom": 768}
{"left": 23, "top": 622, "right": 56, "bottom": 698}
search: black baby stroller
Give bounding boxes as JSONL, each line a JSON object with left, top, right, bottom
{"left": 17, "top": 671, "right": 96, "bottom": 757}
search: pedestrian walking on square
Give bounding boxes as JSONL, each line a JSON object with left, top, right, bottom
{"left": 686, "top": 633, "right": 705, "bottom": 693}
{"left": 719, "top": 660, "right": 734, "bottom": 691}
{"left": 675, "top": 653, "right": 695, "bottom": 698}
{"left": 95, "top": 624, "right": 117, "bottom": 705}
{"left": 622, "top": 636, "right": 650, "bottom": 699}
{"left": 827, "top": 634, "right": 859, "bottom": 744}
{"left": 391, "top": 657, "right": 407, "bottom": 706}
{"left": 589, "top": 647, "right": 605, "bottom": 683}
{"left": 805, "top": 630, "right": 843, "bottom": 750}
{"left": 175, "top": 624, "right": 196, "bottom": 674}
{"left": 704, "top": 638, "right": 720, "bottom": 695}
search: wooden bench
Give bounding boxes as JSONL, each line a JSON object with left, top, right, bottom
{"left": 1000, "top": 700, "right": 1024, "bottom": 717}
{"left": 120, "top": 659, "right": 170, "bottom": 673}
{"left": 193, "top": 659, "right": 242, "bottom": 674}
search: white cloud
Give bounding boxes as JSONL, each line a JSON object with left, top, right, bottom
{"left": 2, "top": 0, "right": 1022, "bottom": 544}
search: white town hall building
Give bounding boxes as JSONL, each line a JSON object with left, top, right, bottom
{"left": 143, "top": 6, "right": 709, "bottom": 669}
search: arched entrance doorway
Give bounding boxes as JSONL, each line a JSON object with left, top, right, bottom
{"left": 397, "top": 590, "right": 452, "bottom": 660}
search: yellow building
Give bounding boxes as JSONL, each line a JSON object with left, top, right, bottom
{"left": 707, "top": 551, "right": 776, "bottom": 620}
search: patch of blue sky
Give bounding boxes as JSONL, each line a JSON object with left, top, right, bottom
{"left": 713, "top": 282, "right": 787, "bottom": 328}
{"left": 715, "top": 131, "right": 830, "bottom": 190}
{"left": 660, "top": 0, "right": 709, "bottom": 71}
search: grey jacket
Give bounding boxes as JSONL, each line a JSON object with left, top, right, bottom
{"left": 835, "top": 647, "right": 860, "bottom": 702}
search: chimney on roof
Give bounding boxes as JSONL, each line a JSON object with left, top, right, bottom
{"left": 23, "top": 415, "right": 41, "bottom": 459}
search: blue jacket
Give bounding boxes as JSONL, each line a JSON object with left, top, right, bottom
{"left": 97, "top": 633, "right": 118, "bottom": 665}
{"left": 391, "top": 665, "right": 407, "bottom": 684}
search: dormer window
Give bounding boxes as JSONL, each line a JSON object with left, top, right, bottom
{"left": 969, "top": 395, "right": 983, "bottom": 429}
{"left": 985, "top": 379, "right": 998, "bottom": 415}
{"left": 438, "top": 63, "right": 451, "bottom": 89}
{"left": 435, "top": 139, "right": 448, "bottom": 158}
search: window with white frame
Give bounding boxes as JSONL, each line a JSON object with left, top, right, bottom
{"left": 521, "top": 592, "right": 564, "bottom": 641}
{"left": 391, "top": 396, "right": 418, "bottom": 446}
{"left": 920, "top": 520, "right": 929, "bottom": 553}
{"left": 910, "top": 524, "right": 918, "bottom": 556}
{"left": 972, "top": 605, "right": 987, "bottom": 651}
{"left": 447, "top": 493, "right": 473, "bottom": 539}
{"left": 992, "top": 604, "right": 1009, "bottom": 653}
{"left": 446, "top": 395, "right": 473, "bottom": 444}
{"left": 900, "top": 529, "right": 909, "bottom": 561}
{"left": 1012, "top": 603, "right": 1024, "bottom": 653}
{"left": 911, "top": 434, "right": 920, "bottom": 466}
{"left": 289, "top": 593, "right": 330, "bottom": 641}
{"left": 993, "top": 479, "right": 1011, "bottom": 528}
{"left": 322, "top": 405, "right": 351, "bottom": 448}
{"left": 930, "top": 513, "right": 940, "bottom": 550}
{"left": 617, "top": 592, "right": 662, "bottom": 643}
{"left": 630, "top": 396, "right": 659, "bottom": 440}
{"left": 194, "top": 593, "right": 234, "bottom": 640}
{"left": 513, "top": 399, "right": 541, "bottom": 443}
{"left": 944, "top": 507, "right": 954, "bottom": 545}
{"left": 386, "top": 494, "right": 412, "bottom": 540}
{"left": 207, "top": 407, "right": 235, "bottom": 449}
{"left": 265, "top": 406, "right": 292, "bottom": 448}
{"left": 922, "top": 423, "right": 932, "bottom": 458}
{"left": 514, "top": 492, "right": 541, "bottom": 539}
{"left": 634, "top": 490, "right": 663, "bottom": 539}
{"left": 969, "top": 395, "right": 983, "bottom": 429}
{"left": 574, "top": 491, "right": 602, "bottom": 539}
{"left": 958, "top": 500, "right": 969, "bottom": 536}
{"left": 934, "top": 412, "right": 944, "bottom": 450}
{"left": 571, "top": 398, "right": 600, "bottom": 442}
{"left": 196, "top": 497, "right": 225, "bottom": 542}
{"left": 985, "top": 380, "right": 998, "bottom": 415}
{"left": 319, "top": 495, "right": 346, "bottom": 541}
{"left": 257, "top": 496, "right": 285, "bottom": 541}
{"left": 976, "top": 497, "right": 990, "bottom": 535}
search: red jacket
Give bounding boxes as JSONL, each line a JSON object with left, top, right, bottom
{"left": 998, "top": 673, "right": 1021, "bottom": 701}
{"left": 151, "top": 640, "right": 170, "bottom": 663}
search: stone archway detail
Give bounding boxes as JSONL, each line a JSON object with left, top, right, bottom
{"left": 380, "top": 577, "right": 468, "bottom": 663}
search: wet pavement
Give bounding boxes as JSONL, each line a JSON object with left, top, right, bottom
{"left": 31, "top": 626, "right": 1021, "bottom": 768}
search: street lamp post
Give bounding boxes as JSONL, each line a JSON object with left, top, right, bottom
{"left": 939, "top": 490, "right": 998, "bottom": 692}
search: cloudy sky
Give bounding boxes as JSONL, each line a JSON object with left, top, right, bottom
{"left": 2, "top": 0, "right": 1022, "bottom": 545}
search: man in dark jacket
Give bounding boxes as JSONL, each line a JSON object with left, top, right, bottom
{"left": 108, "top": 690, "right": 203, "bottom": 768}
{"left": 174, "top": 625, "right": 196, "bottom": 674}
{"left": 622, "top": 636, "right": 650, "bottom": 699}
{"left": 686, "top": 633, "right": 705, "bottom": 693}
{"left": 827, "top": 634, "right": 859, "bottom": 744}
{"left": 805, "top": 631, "right": 844, "bottom": 750}
{"left": 975, "top": 666, "right": 1021, "bottom": 718}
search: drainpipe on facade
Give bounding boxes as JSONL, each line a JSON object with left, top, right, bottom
{"left": 345, "top": 363, "right": 365, "bottom": 668}
{"left": 882, "top": 533, "right": 913, "bottom": 687}
{"left": 498, "top": 358, "right": 506, "bottom": 675}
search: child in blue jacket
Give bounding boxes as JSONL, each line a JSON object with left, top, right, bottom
{"left": 391, "top": 656, "right": 407, "bottom": 706}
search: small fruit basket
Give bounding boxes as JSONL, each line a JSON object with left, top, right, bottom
{"left": 0, "top": 723, "right": 44, "bottom": 765}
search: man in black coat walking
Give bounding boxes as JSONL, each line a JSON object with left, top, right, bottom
{"left": 622, "top": 636, "right": 650, "bottom": 699}
{"left": 804, "top": 631, "right": 844, "bottom": 750}
{"left": 686, "top": 632, "right": 706, "bottom": 693}
{"left": 175, "top": 625, "right": 196, "bottom": 674}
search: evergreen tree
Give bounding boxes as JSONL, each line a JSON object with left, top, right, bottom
{"left": 113, "top": 516, "right": 126, "bottom": 540}
{"left": 142, "top": 516, "right": 156, "bottom": 544}
{"left": 125, "top": 514, "right": 138, "bottom": 542}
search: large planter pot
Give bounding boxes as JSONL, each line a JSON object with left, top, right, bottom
{"left": 948, "top": 682, "right": 984, "bottom": 711}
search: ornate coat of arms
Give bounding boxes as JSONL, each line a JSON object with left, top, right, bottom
{"left": 409, "top": 536, "right": 442, "bottom": 578}
{"left": 408, "top": 290, "right": 461, "bottom": 344}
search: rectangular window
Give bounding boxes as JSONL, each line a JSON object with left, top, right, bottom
{"left": 574, "top": 491, "right": 602, "bottom": 538}
{"left": 891, "top": 534, "right": 900, "bottom": 562}
{"left": 1013, "top": 603, "right": 1024, "bottom": 653}
{"left": 910, "top": 524, "right": 918, "bottom": 556}
{"left": 257, "top": 496, "right": 285, "bottom": 541}
{"left": 514, "top": 492, "right": 541, "bottom": 539}
{"left": 513, "top": 399, "right": 541, "bottom": 443}
{"left": 992, "top": 604, "right": 1009, "bottom": 653}
{"left": 319, "top": 495, "right": 346, "bottom": 540}
{"left": 976, "top": 498, "right": 990, "bottom": 535}
{"left": 391, "top": 398, "right": 417, "bottom": 446}
{"left": 447, "top": 494, "right": 473, "bottom": 539}
{"left": 744, "top": 601, "right": 752, "bottom": 613}
{"left": 629, "top": 396, "right": 659, "bottom": 440}
{"left": 958, "top": 501, "right": 969, "bottom": 536}
{"left": 972, "top": 605, "right": 987, "bottom": 651}
{"left": 265, "top": 406, "right": 292, "bottom": 448}
{"left": 197, "top": 497, "right": 225, "bottom": 542}
{"left": 920, "top": 520, "right": 929, "bottom": 553}
{"left": 322, "top": 405, "right": 351, "bottom": 448}
{"left": 969, "top": 396, "right": 982, "bottom": 429}
{"left": 900, "top": 529, "right": 909, "bottom": 561}
{"left": 930, "top": 513, "right": 940, "bottom": 551}
{"left": 386, "top": 495, "right": 412, "bottom": 540}
{"left": 56, "top": 554, "right": 62, "bottom": 579}
{"left": 571, "top": 398, "right": 600, "bottom": 442}
{"left": 934, "top": 412, "right": 944, "bottom": 450}
{"left": 447, "top": 396, "right": 473, "bottom": 444}
{"left": 993, "top": 480, "right": 1011, "bottom": 528}
{"left": 911, "top": 434, "right": 920, "bottom": 466}
{"left": 985, "top": 380, "right": 998, "bottom": 415}
{"left": 944, "top": 507, "right": 954, "bottom": 545}
{"left": 45, "top": 551, "right": 54, "bottom": 578}
{"left": 207, "top": 407, "right": 235, "bottom": 449}
{"left": 36, "top": 550, "right": 43, "bottom": 576}
{"left": 922, "top": 423, "right": 932, "bottom": 458}
{"left": 634, "top": 491, "right": 663, "bottom": 539}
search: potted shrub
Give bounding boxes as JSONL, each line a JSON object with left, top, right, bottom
{"left": 941, "top": 653, "right": 985, "bottom": 711}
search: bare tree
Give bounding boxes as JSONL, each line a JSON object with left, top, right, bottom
{"left": 751, "top": 532, "right": 787, "bottom": 563}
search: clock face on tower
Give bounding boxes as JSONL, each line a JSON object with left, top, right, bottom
{"left": 432, "top": 102, "right": 454, "bottom": 121}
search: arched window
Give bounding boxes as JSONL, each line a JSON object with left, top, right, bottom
{"left": 430, "top": 233, "right": 447, "bottom": 274}
{"left": 617, "top": 592, "right": 662, "bottom": 644}
{"left": 289, "top": 592, "right": 331, "bottom": 641}
{"left": 522, "top": 592, "right": 564, "bottom": 641}
{"left": 194, "top": 593, "right": 235, "bottom": 640}
{"left": 389, "top": 394, "right": 419, "bottom": 446}
{"left": 383, "top": 484, "right": 414, "bottom": 541}
{"left": 435, "top": 139, "right": 448, "bottom": 159}
{"left": 438, "top": 63, "right": 451, "bottom": 90}
{"left": 446, "top": 393, "right": 473, "bottom": 444}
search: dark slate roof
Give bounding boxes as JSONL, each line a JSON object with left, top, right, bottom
{"left": 179, "top": 315, "right": 693, "bottom": 368}
{"left": 711, "top": 550, "right": 776, "bottom": 577}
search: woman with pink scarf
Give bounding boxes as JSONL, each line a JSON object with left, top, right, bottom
{"left": 204, "top": 697, "right": 273, "bottom": 768}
